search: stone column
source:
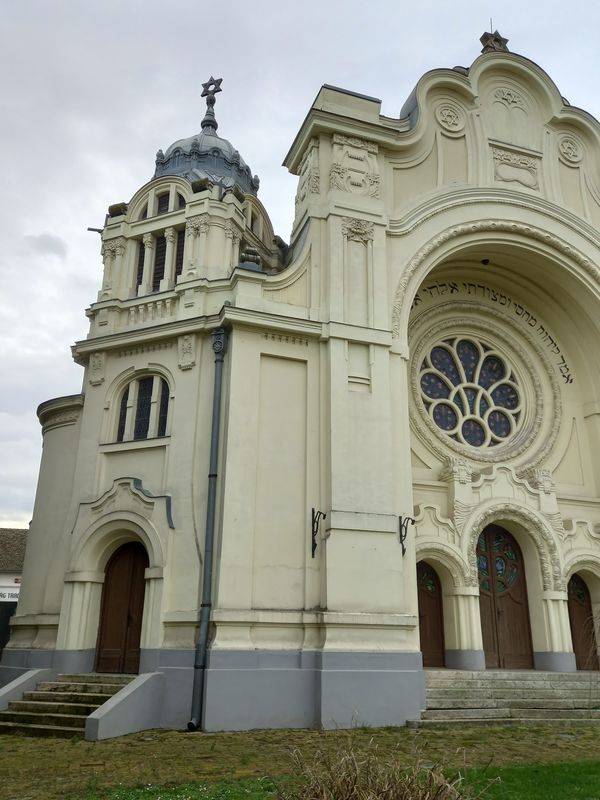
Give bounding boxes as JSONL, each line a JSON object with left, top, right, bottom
{"left": 139, "top": 233, "right": 155, "bottom": 296}
{"left": 161, "top": 227, "right": 177, "bottom": 290}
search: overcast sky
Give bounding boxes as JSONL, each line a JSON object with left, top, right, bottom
{"left": 2, "top": 1, "right": 600, "bottom": 527}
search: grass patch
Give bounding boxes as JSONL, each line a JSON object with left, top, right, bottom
{"left": 468, "top": 761, "right": 600, "bottom": 799}
{"left": 1, "top": 725, "right": 600, "bottom": 799}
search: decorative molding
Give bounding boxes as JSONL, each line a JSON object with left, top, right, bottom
{"left": 178, "top": 334, "right": 196, "bottom": 370}
{"left": 186, "top": 214, "right": 210, "bottom": 238}
{"left": 342, "top": 217, "right": 374, "bottom": 243}
{"left": 164, "top": 227, "right": 176, "bottom": 245}
{"left": 558, "top": 135, "right": 583, "bottom": 164}
{"left": 329, "top": 134, "right": 380, "bottom": 198}
{"left": 262, "top": 332, "right": 309, "bottom": 347}
{"left": 463, "top": 502, "right": 563, "bottom": 590}
{"left": 101, "top": 236, "right": 126, "bottom": 262}
{"left": 332, "top": 133, "right": 378, "bottom": 153}
{"left": 563, "top": 519, "right": 600, "bottom": 542}
{"left": 87, "top": 476, "right": 174, "bottom": 530}
{"left": 117, "top": 342, "right": 174, "bottom": 358}
{"left": 493, "top": 87, "right": 525, "bottom": 109}
{"left": 224, "top": 221, "right": 241, "bottom": 244}
{"left": 521, "top": 467, "right": 555, "bottom": 495}
{"left": 435, "top": 102, "right": 465, "bottom": 133}
{"left": 88, "top": 352, "right": 105, "bottom": 386}
{"left": 408, "top": 305, "right": 562, "bottom": 468}
{"left": 142, "top": 233, "right": 155, "bottom": 250}
{"left": 439, "top": 457, "right": 472, "bottom": 485}
{"left": 38, "top": 395, "right": 84, "bottom": 436}
{"left": 392, "top": 220, "right": 600, "bottom": 340}
{"left": 492, "top": 146, "right": 539, "bottom": 189}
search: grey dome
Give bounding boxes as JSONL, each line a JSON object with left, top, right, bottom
{"left": 153, "top": 77, "right": 259, "bottom": 196}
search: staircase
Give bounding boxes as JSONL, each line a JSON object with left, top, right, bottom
{"left": 409, "top": 669, "right": 600, "bottom": 727}
{"left": 0, "top": 673, "right": 134, "bottom": 737}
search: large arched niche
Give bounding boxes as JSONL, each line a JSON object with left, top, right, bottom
{"left": 400, "top": 226, "right": 600, "bottom": 479}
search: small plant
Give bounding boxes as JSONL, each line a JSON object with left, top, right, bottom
{"left": 275, "top": 738, "right": 494, "bottom": 800}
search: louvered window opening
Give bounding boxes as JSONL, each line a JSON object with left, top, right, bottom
{"left": 116, "top": 376, "right": 170, "bottom": 442}
{"left": 152, "top": 237, "right": 167, "bottom": 292}
{"left": 156, "top": 193, "right": 170, "bottom": 215}
{"left": 175, "top": 230, "right": 185, "bottom": 277}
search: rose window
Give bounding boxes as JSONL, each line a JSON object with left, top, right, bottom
{"left": 419, "top": 337, "right": 521, "bottom": 448}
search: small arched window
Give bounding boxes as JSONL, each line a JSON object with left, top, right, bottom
{"left": 116, "top": 376, "right": 170, "bottom": 442}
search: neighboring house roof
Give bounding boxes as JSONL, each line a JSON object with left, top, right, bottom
{"left": 0, "top": 529, "right": 27, "bottom": 572}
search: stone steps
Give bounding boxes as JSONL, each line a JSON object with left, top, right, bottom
{"left": 409, "top": 669, "right": 600, "bottom": 729}
{"left": 0, "top": 673, "right": 134, "bottom": 737}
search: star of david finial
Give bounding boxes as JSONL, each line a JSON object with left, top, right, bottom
{"left": 201, "top": 76, "right": 223, "bottom": 98}
{"left": 480, "top": 30, "right": 509, "bottom": 54}
{"left": 201, "top": 76, "right": 223, "bottom": 133}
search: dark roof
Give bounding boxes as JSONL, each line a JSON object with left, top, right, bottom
{"left": 0, "top": 529, "right": 27, "bottom": 572}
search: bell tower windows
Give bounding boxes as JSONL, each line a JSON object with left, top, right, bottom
{"left": 116, "top": 375, "right": 170, "bottom": 442}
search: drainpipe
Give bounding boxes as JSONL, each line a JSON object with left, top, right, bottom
{"left": 188, "top": 326, "right": 228, "bottom": 731}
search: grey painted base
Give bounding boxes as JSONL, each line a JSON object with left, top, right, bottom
{"left": 203, "top": 650, "right": 425, "bottom": 731}
{"left": 534, "top": 651, "right": 577, "bottom": 672}
{"left": 0, "top": 648, "right": 95, "bottom": 686}
{"left": 444, "top": 650, "right": 486, "bottom": 670}
{"left": 1, "top": 647, "right": 425, "bottom": 733}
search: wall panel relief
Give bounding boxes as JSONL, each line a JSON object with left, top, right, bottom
{"left": 329, "top": 135, "right": 380, "bottom": 198}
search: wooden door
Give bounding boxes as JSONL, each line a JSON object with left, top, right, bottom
{"left": 417, "top": 561, "right": 445, "bottom": 667}
{"left": 477, "top": 525, "right": 533, "bottom": 669}
{"left": 568, "top": 573, "right": 599, "bottom": 671}
{"left": 95, "top": 542, "right": 148, "bottom": 674}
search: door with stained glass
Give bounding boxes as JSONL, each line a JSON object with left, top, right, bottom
{"left": 417, "top": 561, "right": 445, "bottom": 667}
{"left": 477, "top": 525, "right": 533, "bottom": 669}
{"left": 568, "top": 573, "right": 599, "bottom": 671}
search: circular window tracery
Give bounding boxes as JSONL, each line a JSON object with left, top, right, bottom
{"left": 420, "top": 337, "right": 522, "bottom": 448}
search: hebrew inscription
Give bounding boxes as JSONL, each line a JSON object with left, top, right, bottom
{"left": 412, "top": 281, "right": 573, "bottom": 384}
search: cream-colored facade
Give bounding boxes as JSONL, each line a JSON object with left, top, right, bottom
{"left": 4, "top": 37, "right": 600, "bottom": 734}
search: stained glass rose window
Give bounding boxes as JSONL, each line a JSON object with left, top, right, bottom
{"left": 419, "top": 337, "right": 521, "bottom": 448}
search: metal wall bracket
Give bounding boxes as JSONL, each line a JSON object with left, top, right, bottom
{"left": 399, "top": 515, "right": 415, "bottom": 556}
{"left": 311, "top": 508, "right": 326, "bottom": 558}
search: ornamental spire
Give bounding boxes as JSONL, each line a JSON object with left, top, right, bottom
{"left": 201, "top": 76, "right": 223, "bottom": 134}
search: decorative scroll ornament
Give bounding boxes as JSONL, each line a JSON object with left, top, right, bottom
{"left": 342, "top": 217, "right": 374, "bottom": 243}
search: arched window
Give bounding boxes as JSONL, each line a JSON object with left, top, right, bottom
{"left": 116, "top": 376, "right": 170, "bottom": 442}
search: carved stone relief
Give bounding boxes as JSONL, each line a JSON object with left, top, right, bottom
{"left": 186, "top": 214, "right": 210, "bottom": 238}
{"left": 558, "top": 135, "right": 583, "bottom": 164}
{"left": 296, "top": 138, "right": 320, "bottom": 206}
{"left": 341, "top": 217, "right": 374, "bottom": 243}
{"left": 493, "top": 87, "right": 525, "bottom": 109}
{"left": 329, "top": 134, "right": 380, "bottom": 198}
{"left": 178, "top": 334, "right": 196, "bottom": 370}
{"left": 435, "top": 102, "right": 465, "bottom": 133}
{"left": 89, "top": 352, "right": 105, "bottom": 386}
{"left": 492, "top": 146, "right": 539, "bottom": 189}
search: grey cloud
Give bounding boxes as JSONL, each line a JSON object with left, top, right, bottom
{"left": 23, "top": 233, "right": 68, "bottom": 260}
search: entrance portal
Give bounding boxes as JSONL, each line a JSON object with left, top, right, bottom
{"left": 568, "top": 573, "right": 599, "bottom": 671}
{"left": 417, "top": 561, "right": 445, "bottom": 667}
{"left": 477, "top": 525, "right": 533, "bottom": 669}
{"left": 95, "top": 541, "right": 148, "bottom": 674}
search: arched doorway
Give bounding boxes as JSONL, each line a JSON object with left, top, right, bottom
{"left": 568, "top": 573, "right": 599, "bottom": 671}
{"left": 95, "top": 541, "right": 149, "bottom": 674}
{"left": 477, "top": 524, "right": 533, "bottom": 669}
{"left": 417, "top": 561, "right": 445, "bottom": 667}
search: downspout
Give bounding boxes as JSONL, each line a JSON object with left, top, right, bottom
{"left": 188, "top": 326, "right": 228, "bottom": 731}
